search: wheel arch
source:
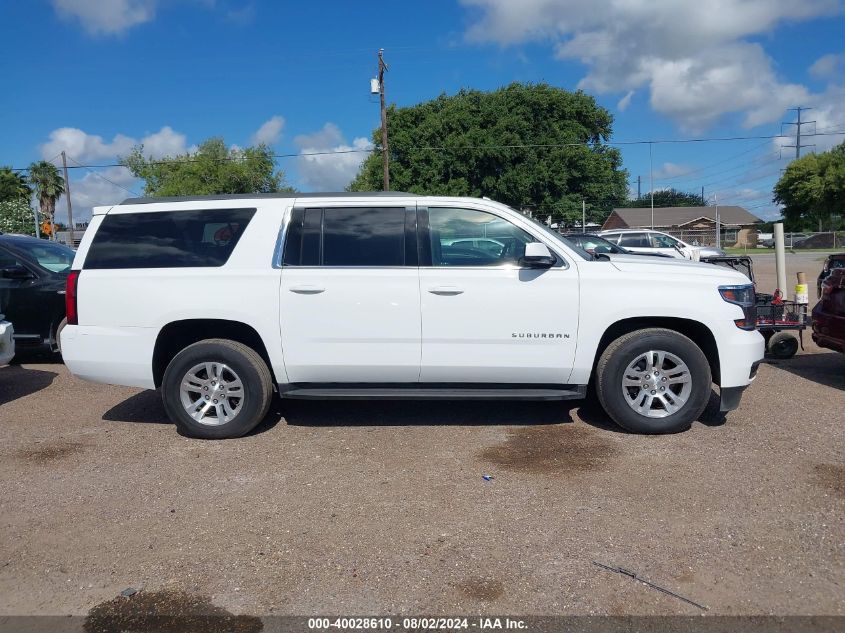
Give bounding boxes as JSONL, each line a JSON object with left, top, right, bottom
{"left": 592, "top": 317, "right": 721, "bottom": 385}
{"left": 152, "top": 319, "right": 275, "bottom": 388}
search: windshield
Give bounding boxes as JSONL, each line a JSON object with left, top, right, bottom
{"left": 21, "top": 241, "right": 75, "bottom": 273}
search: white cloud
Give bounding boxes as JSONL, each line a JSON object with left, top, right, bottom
{"left": 616, "top": 90, "right": 634, "bottom": 112}
{"left": 461, "top": 0, "right": 843, "bottom": 129}
{"left": 54, "top": 167, "right": 140, "bottom": 224}
{"left": 653, "top": 162, "right": 693, "bottom": 180}
{"left": 40, "top": 126, "right": 188, "bottom": 162}
{"left": 810, "top": 53, "right": 844, "bottom": 78}
{"left": 250, "top": 115, "right": 285, "bottom": 146}
{"left": 294, "top": 123, "right": 373, "bottom": 191}
{"left": 52, "top": 0, "right": 157, "bottom": 35}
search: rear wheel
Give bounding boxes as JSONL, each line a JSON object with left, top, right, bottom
{"left": 161, "top": 338, "right": 272, "bottom": 439}
{"left": 596, "top": 328, "right": 712, "bottom": 434}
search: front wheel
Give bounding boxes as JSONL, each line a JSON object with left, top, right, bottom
{"left": 596, "top": 328, "right": 712, "bottom": 434}
{"left": 161, "top": 338, "right": 272, "bottom": 439}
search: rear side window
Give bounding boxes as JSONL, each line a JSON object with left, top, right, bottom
{"left": 619, "top": 233, "right": 650, "bottom": 248}
{"left": 84, "top": 208, "right": 255, "bottom": 269}
{"left": 283, "top": 207, "right": 411, "bottom": 267}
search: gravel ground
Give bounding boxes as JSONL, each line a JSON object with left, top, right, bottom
{"left": 0, "top": 251, "right": 842, "bottom": 619}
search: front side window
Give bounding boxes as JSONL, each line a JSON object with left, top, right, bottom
{"left": 283, "top": 207, "right": 407, "bottom": 267}
{"left": 428, "top": 207, "right": 536, "bottom": 267}
{"left": 84, "top": 208, "right": 255, "bottom": 269}
{"left": 651, "top": 233, "right": 679, "bottom": 248}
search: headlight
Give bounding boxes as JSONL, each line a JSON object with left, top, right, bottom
{"left": 719, "top": 284, "right": 756, "bottom": 330}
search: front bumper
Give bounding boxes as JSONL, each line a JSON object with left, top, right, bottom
{"left": 0, "top": 320, "right": 14, "bottom": 365}
{"left": 720, "top": 384, "right": 750, "bottom": 412}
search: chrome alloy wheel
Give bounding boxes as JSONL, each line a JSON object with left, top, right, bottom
{"left": 621, "top": 350, "right": 692, "bottom": 418}
{"left": 179, "top": 362, "right": 245, "bottom": 426}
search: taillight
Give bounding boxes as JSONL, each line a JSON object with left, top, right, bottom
{"left": 66, "top": 270, "right": 80, "bottom": 325}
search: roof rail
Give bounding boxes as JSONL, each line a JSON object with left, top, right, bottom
{"left": 119, "top": 191, "right": 419, "bottom": 205}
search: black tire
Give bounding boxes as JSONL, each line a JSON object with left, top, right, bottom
{"left": 595, "top": 328, "right": 712, "bottom": 434}
{"left": 767, "top": 332, "right": 799, "bottom": 359}
{"left": 161, "top": 338, "right": 272, "bottom": 439}
{"left": 55, "top": 317, "right": 67, "bottom": 355}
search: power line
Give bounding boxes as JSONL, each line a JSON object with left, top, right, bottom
{"left": 65, "top": 155, "right": 140, "bottom": 196}
{"left": 7, "top": 130, "right": 845, "bottom": 173}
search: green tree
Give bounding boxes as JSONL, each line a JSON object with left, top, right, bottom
{"left": 0, "top": 167, "right": 33, "bottom": 202}
{"left": 26, "top": 160, "right": 65, "bottom": 230}
{"left": 121, "top": 138, "right": 294, "bottom": 196}
{"left": 0, "top": 198, "right": 36, "bottom": 235}
{"left": 774, "top": 142, "right": 845, "bottom": 231}
{"left": 349, "top": 83, "right": 628, "bottom": 224}
{"left": 620, "top": 188, "right": 706, "bottom": 208}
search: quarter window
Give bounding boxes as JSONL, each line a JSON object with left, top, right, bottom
{"left": 427, "top": 207, "right": 535, "bottom": 267}
{"left": 84, "top": 209, "right": 255, "bottom": 269}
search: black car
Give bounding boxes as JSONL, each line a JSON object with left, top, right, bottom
{"left": 562, "top": 233, "right": 671, "bottom": 257}
{"left": 0, "top": 233, "right": 74, "bottom": 353}
{"left": 818, "top": 253, "right": 845, "bottom": 298}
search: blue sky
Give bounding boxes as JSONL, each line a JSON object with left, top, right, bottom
{"left": 2, "top": 0, "right": 844, "bottom": 223}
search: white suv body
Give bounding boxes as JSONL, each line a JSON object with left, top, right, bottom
{"left": 61, "top": 193, "right": 763, "bottom": 438}
{"left": 599, "top": 228, "right": 725, "bottom": 259}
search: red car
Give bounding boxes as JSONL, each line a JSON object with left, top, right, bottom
{"left": 812, "top": 268, "right": 845, "bottom": 353}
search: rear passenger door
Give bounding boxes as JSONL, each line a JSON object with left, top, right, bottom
{"left": 617, "top": 232, "right": 651, "bottom": 254}
{"left": 278, "top": 204, "right": 421, "bottom": 383}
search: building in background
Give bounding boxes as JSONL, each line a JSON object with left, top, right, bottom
{"left": 602, "top": 206, "right": 761, "bottom": 247}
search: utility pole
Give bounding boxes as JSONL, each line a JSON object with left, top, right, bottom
{"left": 649, "top": 142, "right": 654, "bottom": 230}
{"left": 377, "top": 49, "right": 390, "bottom": 191}
{"left": 637, "top": 175, "right": 641, "bottom": 199}
{"left": 582, "top": 199, "right": 586, "bottom": 233}
{"left": 701, "top": 186, "right": 704, "bottom": 205}
{"left": 782, "top": 107, "right": 815, "bottom": 159}
{"left": 714, "top": 193, "right": 720, "bottom": 250}
{"left": 60, "top": 151, "right": 75, "bottom": 245}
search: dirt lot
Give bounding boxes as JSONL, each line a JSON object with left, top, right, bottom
{"left": 0, "top": 252, "right": 843, "bottom": 620}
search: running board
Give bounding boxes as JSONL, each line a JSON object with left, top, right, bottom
{"left": 279, "top": 383, "right": 587, "bottom": 401}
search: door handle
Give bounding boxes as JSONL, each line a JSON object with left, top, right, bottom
{"left": 289, "top": 285, "right": 325, "bottom": 294}
{"left": 428, "top": 286, "right": 464, "bottom": 296}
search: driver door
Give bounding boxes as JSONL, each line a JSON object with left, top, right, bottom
{"left": 418, "top": 205, "right": 578, "bottom": 384}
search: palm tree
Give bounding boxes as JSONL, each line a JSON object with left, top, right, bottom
{"left": 27, "top": 161, "right": 65, "bottom": 232}
{"left": 0, "top": 166, "right": 33, "bottom": 201}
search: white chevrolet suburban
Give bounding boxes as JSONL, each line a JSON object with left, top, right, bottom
{"left": 61, "top": 193, "right": 764, "bottom": 439}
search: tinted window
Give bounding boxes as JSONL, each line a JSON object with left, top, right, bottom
{"left": 283, "top": 207, "right": 407, "bottom": 267}
{"left": 84, "top": 209, "right": 255, "bottom": 269}
{"left": 323, "top": 207, "right": 405, "bottom": 266}
{"left": 428, "top": 207, "right": 535, "bottom": 267}
{"left": 619, "top": 233, "right": 650, "bottom": 248}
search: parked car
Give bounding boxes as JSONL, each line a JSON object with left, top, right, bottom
{"left": 0, "top": 233, "right": 74, "bottom": 353}
{"left": 598, "top": 229, "right": 726, "bottom": 259}
{"left": 562, "top": 233, "right": 671, "bottom": 258}
{"left": 817, "top": 253, "right": 845, "bottom": 298}
{"left": 62, "top": 193, "right": 763, "bottom": 439}
{"left": 812, "top": 268, "right": 845, "bottom": 353}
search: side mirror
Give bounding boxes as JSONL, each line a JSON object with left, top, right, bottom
{"left": 519, "top": 242, "right": 555, "bottom": 268}
{"left": 0, "top": 265, "right": 35, "bottom": 280}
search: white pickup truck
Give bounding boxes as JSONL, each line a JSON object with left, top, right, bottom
{"left": 61, "top": 193, "right": 764, "bottom": 439}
